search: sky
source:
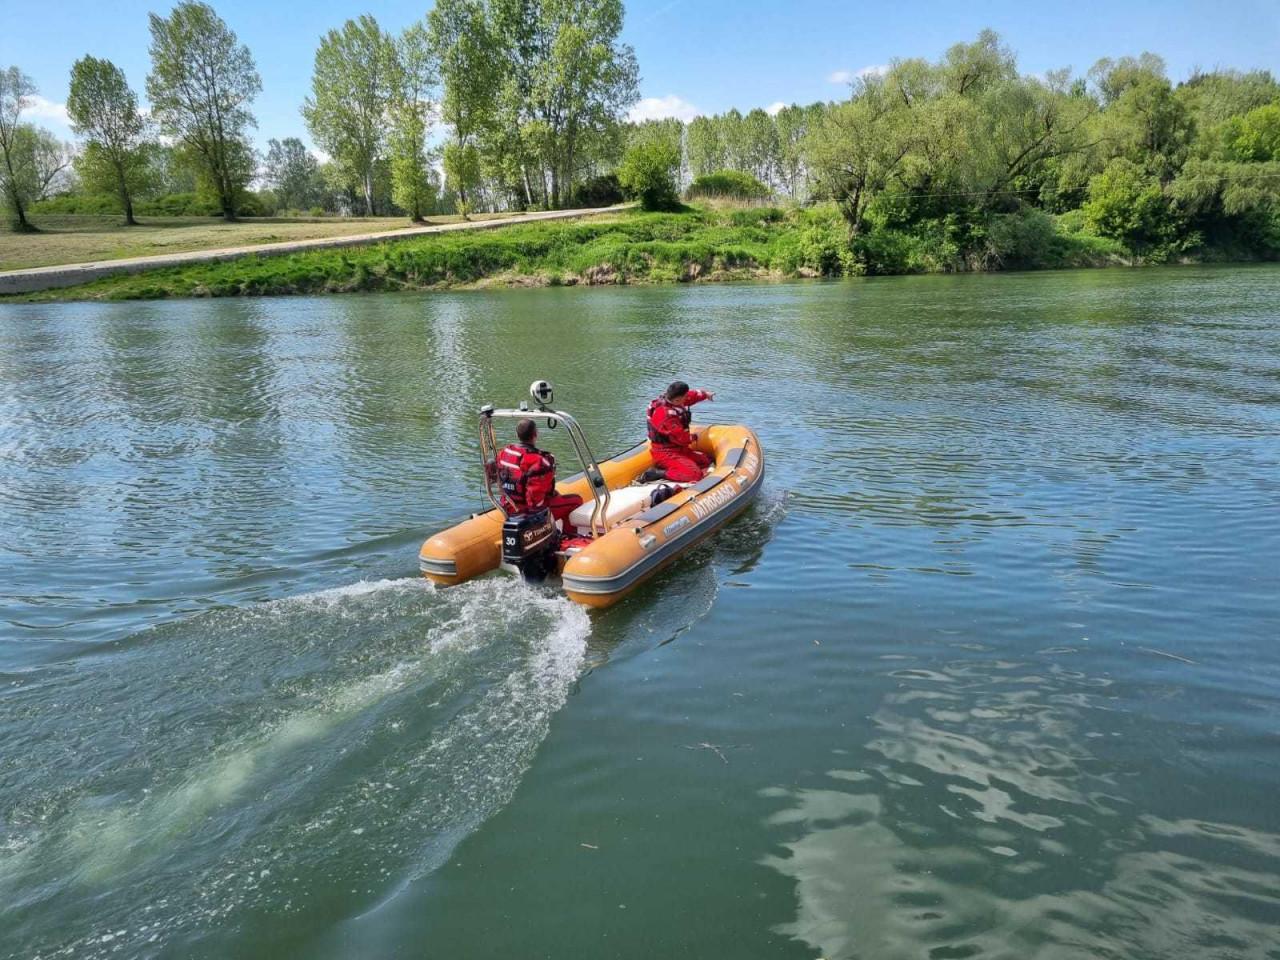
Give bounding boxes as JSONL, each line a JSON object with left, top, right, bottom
{"left": 4, "top": 0, "right": 1278, "bottom": 154}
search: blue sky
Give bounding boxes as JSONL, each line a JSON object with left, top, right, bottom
{"left": 5, "top": 0, "right": 1278, "bottom": 153}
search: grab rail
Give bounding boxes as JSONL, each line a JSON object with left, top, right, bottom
{"left": 478, "top": 405, "right": 612, "bottom": 539}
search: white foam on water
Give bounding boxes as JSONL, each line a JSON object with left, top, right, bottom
{"left": 8, "top": 574, "right": 590, "bottom": 960}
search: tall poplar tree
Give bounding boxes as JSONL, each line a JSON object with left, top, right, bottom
{"left": 146, "top": 1, "right": 260, "bottom": 221}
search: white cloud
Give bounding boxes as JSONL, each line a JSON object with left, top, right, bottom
{"left": 627, "top": 94, "right": 701, "bottom": 124}
{"left": 20, "top": 95, "right": 71, "bottom": 127}
{"left": 764, "top": 101, "right": 787, "bottom": 116}
{"left": 828, "top": 64, "right": 889, "bottom": 86}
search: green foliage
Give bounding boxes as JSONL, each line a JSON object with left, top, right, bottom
{"left": 388, "top": 23, "right": 438, "bottom": 221}
{"left": 686, "top": 170, "right": 770, "bottom": 200}
{"left": 569, "top": 173, "right": 623, "bottom": 207}
{"left": 770, "top": 206, "right": 859, "bottom": 276}
{"left": 428, "top": 0, "right": 499, "bottom": 213}
{"left": 1, "top": 66, "right": 40, "bottom": 229}
{"left": 1218, "top": 103, "right": 1280, "bottom": 163}
{"left": 264, "top": 138, "right": 322, "bottom": 212}
{"left": 67, "top": 56, "right": 151, "bottom": 224}
{"left": 303, "top": 15, "right": 398, "bottom": 216}
{"left": 617, "top": 139, "right": 679, "bottom": 211}
{"left": 1083, "top": 158, "right": 1185, "bottom": 256}
{"left": 146, "top": 2, "right": 260, "bottom": 220}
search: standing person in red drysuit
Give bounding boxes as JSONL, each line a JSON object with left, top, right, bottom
{"left": 646, "top": 380, "right": 715, "bottom": 482}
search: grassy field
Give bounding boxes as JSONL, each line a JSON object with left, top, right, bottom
{"left": 0, "top": 213, "right": 516, "bottom": 271}
{"left": 3, "top": 205, "right": 1131, "bottom": 303}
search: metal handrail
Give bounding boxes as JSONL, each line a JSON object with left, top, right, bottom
{"left": 478, "top": 405, "right": 612, "bottom": 539}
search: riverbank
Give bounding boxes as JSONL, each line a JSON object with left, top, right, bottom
{"left": 4, "top": 203, "right": 1269, "bottom": 303}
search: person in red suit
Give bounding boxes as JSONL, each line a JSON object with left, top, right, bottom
{"left": 646, "top": 380, "right": 715, "bottom": 482}
{"left": 493, "top": 419, "right": 584, "bottom": 533}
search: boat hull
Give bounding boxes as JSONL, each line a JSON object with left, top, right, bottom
{"left": 419, "top": 425, "right": 764, "bottom": 608}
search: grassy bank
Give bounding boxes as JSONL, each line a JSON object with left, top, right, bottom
{"left": 0, "top": 212, "right": 521, "bottom": 272}
{"left": 6, "top": 204, "right": 1156, "bottom": 303}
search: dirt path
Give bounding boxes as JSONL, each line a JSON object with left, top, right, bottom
{"left": 0, "top": 205, "right": 630, "bottom": 296}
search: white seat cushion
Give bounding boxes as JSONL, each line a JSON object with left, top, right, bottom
{"left": 568, "top": 482, "right": 671, "bottom": 529}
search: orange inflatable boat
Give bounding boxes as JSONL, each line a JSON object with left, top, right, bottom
{"left": 418, "top": 381, "right": 764, "bottom": 608}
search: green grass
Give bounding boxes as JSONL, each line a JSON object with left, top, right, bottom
{"left": 0, "top": 212, "right": 525, "bottom": 272}
{"left": 4, "top": 204, "right": 1150, "bottom": 302}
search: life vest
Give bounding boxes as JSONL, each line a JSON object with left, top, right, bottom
{"left": 496, "top": 443, "right": 555, "bottom": 513}
{"left": 647, "top": 396, "right": 691, "bottom": 447}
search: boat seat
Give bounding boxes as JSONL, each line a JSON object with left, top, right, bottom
{"left": 567, "top": 482, "right": 674, "bottom": 530}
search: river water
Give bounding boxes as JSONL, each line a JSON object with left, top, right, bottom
{"left": 2, "top": 266, "right": 1279, "bottom": 959}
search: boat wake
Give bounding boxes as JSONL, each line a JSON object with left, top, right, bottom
{"left": 0, "top": 577, "right": 588, "bottom": 959}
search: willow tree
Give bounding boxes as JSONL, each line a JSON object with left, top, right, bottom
{"left": 67, "top": 56, "right": 150, "bottom": 225}
{"left": 146, "top": 1, "right": 260, "bottom": 220}
{"left": 303, "top": 15, "right": 398, "bottom": 216}
{"left": 805, "top": 75, "right": 917, "bottom": 233}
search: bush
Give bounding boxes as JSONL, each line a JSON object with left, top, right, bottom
{"left": 1083, "top": 158, "right": 1184, "bottom": 257}
{"left": 30, "top": 194, "right": 124, "bottom": 216}
{"left": 134, "top": 193, "right": 220, "bottom": 217}
{"left": 982, "top": 208, "right": 1061, "bottom": 269}
{"left": 686, "top": 170, "right": 770, "bottom": 201}
{"left": 771, "top": 206, "right": 859, "bottom": 276}
{"left": 617, "top": 140, "right": 680, "bottom": 211}
{"left": 570, "top": 174, "right": 624, "bottom": 208}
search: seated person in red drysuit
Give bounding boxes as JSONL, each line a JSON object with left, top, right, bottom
{"left": 493, "top": 418, "right": 584, "bottom": 533}
{"left": 646, "top": 380, "right": 715, "bottom": 483}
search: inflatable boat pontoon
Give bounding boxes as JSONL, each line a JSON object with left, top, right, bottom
{"left": 419, "top": 381, "right": 764, "bottom": 607}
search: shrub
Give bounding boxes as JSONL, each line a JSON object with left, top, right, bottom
{"left": 30, "top": 194, "right": 124, "bottom": 216}
{"left": 570, "top": 174, "right": 624, "bottom": 208}
{"left": 1083, "top": 158, "right": 1183, "bottom": 257}
{"left": 982, "top": 208, "right": 1061, "bottom": 269}
{"left": 771, "top": 206, "right": 859, "bottom": 276}
{"left": 686, "top": 170, "right": 770, "bottom": 201}
{"left": 617, "top": 140, "right": 680, "bottom": 211}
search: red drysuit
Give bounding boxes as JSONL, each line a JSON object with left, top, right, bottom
{"left": 494, "top": 443, "right": 583, "bottom": 531}
{"left": 647, "top": 390, "right": 713, "bottom": 482}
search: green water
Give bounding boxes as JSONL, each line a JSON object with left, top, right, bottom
{"left": 2, "top": 267, "right": 1279, "bottom": 959}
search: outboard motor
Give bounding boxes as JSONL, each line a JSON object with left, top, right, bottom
{"left": 501, "top": 507, "right": 559, "bottom": 583}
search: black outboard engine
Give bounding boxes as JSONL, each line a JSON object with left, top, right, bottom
{"left": 501, "top": 507, "right": 559, "bottom": 583}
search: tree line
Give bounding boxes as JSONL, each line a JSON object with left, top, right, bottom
{"left": 1, "top": 0, "right": 638, "bottom": 229}
{"left": 3, "top": 12, "right": 1278, "bottom": 264}
{"left": 618, "top": 32, "right": 1279, "bottom": 262}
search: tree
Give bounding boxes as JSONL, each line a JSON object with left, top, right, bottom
{"left": 805, "top": 75, "right": 916, "bottom": 233}
{"left": 303, "top": 15, "right": 397, "bottom": 216}
{"left": 388, "top": 23, "right": 438, "bottom": 221}
{"left": 428, "top": 0, "right": 500, "bottom": 216}
{"left": 490, "top": 0, "right": 639, "bottom": 208}
{"left": 617, "top": 137, "right": 679, "bottom": 210}
{"left": 1218, "top": 103, "right": 1280, "bottom": 163}
{"left": 264, "top": 137, "right": 321, "bottom": 211}
{"left": 146, "top": 1, "right": 261, "bottom": 220}
{"left": 0, "top": 65, "right": 37, "bottom": 230}
{"left": 67, "top": 56, "right": 150, "bottom": 224}
{"left": 1083, "top": 157, "right": 1182, "bottom": 254}
{"left": 686, "top": 115, "right": 724, "bottom": 179}
{"left": 23, "top": 127, "right": 74, "bottom": 200}
{"left": 1090, "top": 54, "right": 1192, "bottom": 179}
{"left": 626, "top": 118, "right": 684, "bottom": 187}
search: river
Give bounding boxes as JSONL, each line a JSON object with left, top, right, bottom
{"left": 2, "top": 266, "right": 1279, "bottom": 958}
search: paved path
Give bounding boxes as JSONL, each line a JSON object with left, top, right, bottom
{"left": 0, "top": 204, "right": 632, "bottom": 296}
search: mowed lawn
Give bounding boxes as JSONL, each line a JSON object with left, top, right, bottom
{"left": 0, "top": 214, "right": 511, "bottom": 271}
